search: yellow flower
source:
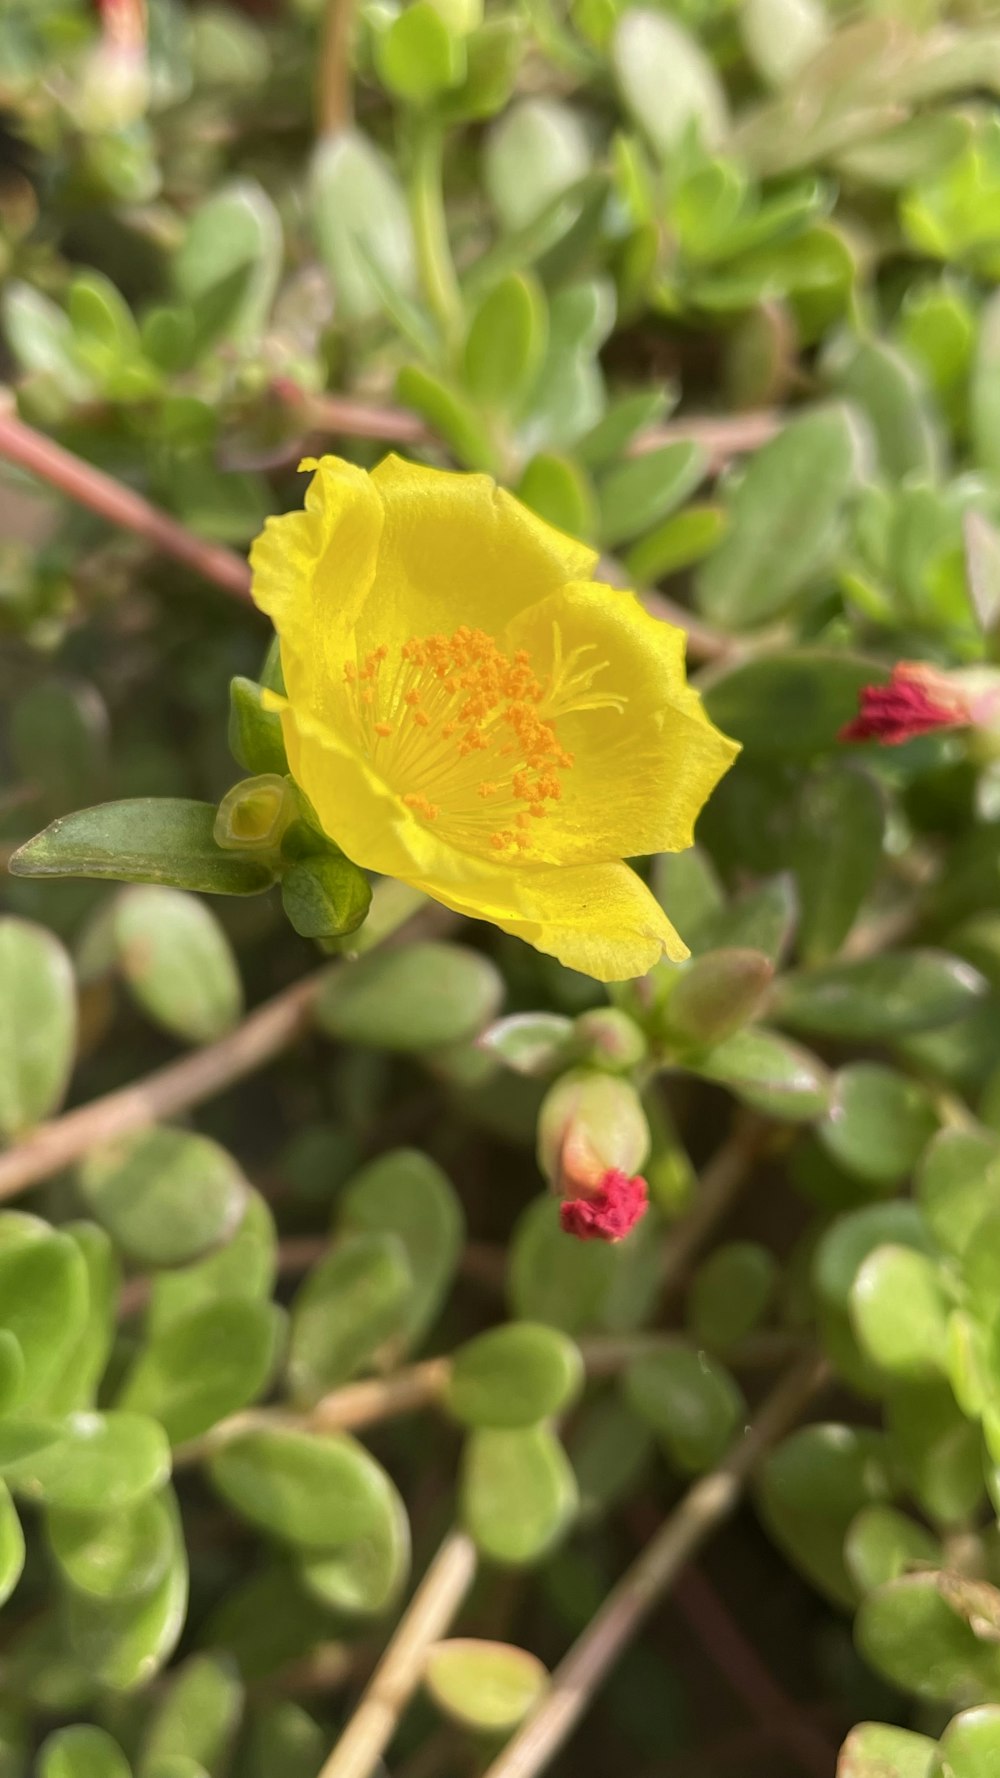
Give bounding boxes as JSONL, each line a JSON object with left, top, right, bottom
{"left": 250, "top": 454, "right": 738, "bottom": 981}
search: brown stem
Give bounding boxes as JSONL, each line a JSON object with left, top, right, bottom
{"left": 631, "top": 410, "right": 782, "bottom": 472}
{"left": 308, "top": 1358, "right": 450, "bottom": 1433}
{"left": 672, "top": 1565, "right": 836, "bottom": 1778}
{"left": 317, "top": 0, "right": 357, "bottom": 135}
{"left": 0, "top": 406, "right": 252, "bottom": 601}
{"left": 479, "top": 1354, "right": 829, "bottom": 1778}
{"left": 317, "top": 1530, "right": 478, "bottom": 1778}
{"left": 306, "top": 393, "right": 431, "bottom": 446}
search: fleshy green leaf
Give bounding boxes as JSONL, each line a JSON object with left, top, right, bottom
{"left": 9, "top": 801, "right": 277, "bottom": 895}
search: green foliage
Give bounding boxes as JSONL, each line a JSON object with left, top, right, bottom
{"left": 11, "top": 0, "right": 1000, "bottom": 1770}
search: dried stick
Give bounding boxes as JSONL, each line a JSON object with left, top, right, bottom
{"left": 317, "top": 1530, "right": 478, "bottom": 1778}
{"left": 308, "top": 1359, "right": 450, "bottom": 1434}
{"left": 479, "top": 1354, "right": 828, "bottom": 1778}
{"left": 0, "top": 406, "right": 252, "bottom": 601}
{"left": 317, "top": 0, "right": 357, "bottom": 135}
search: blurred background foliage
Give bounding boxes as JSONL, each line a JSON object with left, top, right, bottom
{"left": 10, "top": 1, "right": 1000, "bottom": 1776}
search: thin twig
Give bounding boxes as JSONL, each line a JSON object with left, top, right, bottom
{"left": 631, "top": 410, "right": 781, "bottom": 472}
{"left": 672, "top": 1565, "right": 836, "bottom": 1778}
{"left": 307, "top": 392, "right": 431, "bottom": 446}
{"left": 479, "top": 1354, "right": 829, "bottom": 1778}
{"left": 0, "top": 405, "right": 252, "bottom": 601}
{"left": 0, "top": 893, "right": 441, "bottom": 1200}
{"left": 308, "top": 1358, "right": 450, "bottom": 1434}
{"left": 317, "top": 0, "right": 357, "bottom": 135}
{"left": 317, "top": 1530, "right": 478, "bottom": 1778}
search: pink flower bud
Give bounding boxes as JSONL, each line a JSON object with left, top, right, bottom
{"left": 560, "top": 1169, "right": 649, "bottom": 1243}
{"left": 840, "top": 663, "right": 974, "bottom": 745}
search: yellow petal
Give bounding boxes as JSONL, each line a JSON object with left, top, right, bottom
{"left": 249, "top": 456, "right": 383, "bottom": 704}
{"left": 356, "top": 455, "right": 598, "bottom": 657}
{"left": 408, "top": 855, "right": 687, "bottom": 982}
{"left": 504, "top": 579, "right": 739, "bottom": 864}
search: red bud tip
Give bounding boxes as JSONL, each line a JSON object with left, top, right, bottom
{"left": 560, "top": 1169, "right": 648, "bottom": 1243}
{"left": 839, "top": 663, "right": 970, "bottom": 746}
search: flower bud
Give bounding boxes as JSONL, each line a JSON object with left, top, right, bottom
{"left": 840, "top": 661, "right": 1000, "bottom": 748}
{"left": 214, "top": 774, "right": 296, "bottom": 852}
{"left": 281, "top": 855, "right": 372, "bottom": 940}
{"left": 538, "top": 1070, "right": 650, "bottom": 1191}
{"left": 573, "top": 1007, "right": 647, "bottom": 1073}
{"left": 660, "top": 948, "right": 774, "bottom": 1052}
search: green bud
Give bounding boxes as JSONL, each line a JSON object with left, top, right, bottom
{"left": 661, "top": 948, "right": 773, "bottom": 1052}
{"left": 214, "top": 775, "right": 296, "bottom": 853}
{"left": 228, "top": 677, "right": 288, "bottom": 776}
{"left": 281, "top": 855, "right": 372, "bottom": 941}
{"left": 573, "top": 1008, "right": 647, "bottom": 1073}
{"left": 537, "top": 1069, "right": 649, "bottom": 1191}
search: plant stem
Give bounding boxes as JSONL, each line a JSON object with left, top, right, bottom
{"left": 317, "top": 0, "right": 356, "bottom": 136}
{"left": 479, "top": 1354, "right": 829, "bottom": 1778}
{"left": 317, "top": 1530, "right": 478, "bottom": 1778}
{"left": 0, "top": 890, "right": 443, "bottom": 1201}
{"left": 658, "top": 1113, "right": 769, "bottom": 1304}
{"left": 408, "top": 121, "right": 463, "bottom": 344}
{"left": 0, "top": 403, "right": 252, "bottom": 601}
{"left": 308, "top": 1358, "right": 451, "bottom": 1433}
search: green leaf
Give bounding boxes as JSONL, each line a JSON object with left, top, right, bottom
{"left": 662, "top": 947, "right": 773, "bottom": 1051}
{"left": 425, "top": 1639, "right": 548, "bottom": 1731}
{"left": 209, "top": 1427, "right": 394, "bottom": 1549}
{"left": 310, "top": 129, "right": 416, "bottom": 327}
{"left": 142, "top": 1653, "right": 243, "bottom": 1775}
{"left": 461, "top": 1424, "right": 577, "bottom": 1565}
{"left": 756, "top": 1424, "right": 892, "bottom": 1606}
{"left": 597, "top": 442, "right": 706, "bottom": 549}
{"left": 37, "top": 1727, "right": 133, "bottom": 1778}
{"left": 838, "top": 1722, "right": 936, "bottom": 1778}
{"left": 40, "top": 1223, "right": 120, "bottom": 1415}
{"left": 117, "top": 1298, "right": 280, "bottom": 1444}
{"left": 228, "top": 677, "right": 288, "bottom": 778}
{"left": 48, "top": 1491, "right": 175, "bottom": 1602}
{"left": 242, "top": 1704, "right": 325, "bottom": 1778}
{"left": 813, "top": 1202, "right": 935, "bottom": 1391}
{"left": 9, "top": 801, "right": 277, "bottom": 895}
{"left": 483, "top": 98, "right": 591, "bottom": 234}
{"left": 0, "top": 1486, "right": 24, "bottom": 1611}
{"left": 0, "top": 1231, "right": 89, "bottom": 1407}
{"left": 147, "top": 1192, "right": 277, "bottom": 1337}
{"left": 173, "top": 179, "right": 281, "bottom": 347}
{"left": 740, "top": 0, "right": 827, "bottom": 87}
{"left": 447, "top": 1324, "right": 583, "bottom": 1429}
{"left": 281, "top": 856, "right": 372, "bottom": 942}
{"left": 773, "top": 951, "right": 987, "bottom": 1040}
{"left": 439, "top": 17, "right": 522, "bottom": 123}
{"left": 792, "top": 767, "right": 885, "bottom": 963}
{"left": 0, "top": 918, "right": 77, "bottom": 1140}
{"left": 850, "top": 1246, "right": 950, "bottom": 1380}
{"left": 694, "top": 1026, "right": 831, "bottom": 1122}
{"left": 464, "top": 274, "right": 547, "bottom": 412}
{"left": 339, "top": 1149, "right": 464, "bottom": 1351}
{"left": 509, "top": 1197, "right": 616, "bottom": 1333}
{"left": 80, "top": 1126, "right": 248, "bottom": 1268}
{"left": 375, "top": 3, "right": 465, "bottom": 104}
{"left": 2, "top": 281, "right": 93, "bottom": 396}
{"left": 316, "top": 942, "right": 504, "bottom": 1052}
{"left": 688, "top": 1243, "right": 777, "bottom": 1353}
{"left": 889, "top": 1381, "right": 986, "bottom": 1525}
{"left": 972, "top": 289, "right": 1000, "bottom": 479}
{"left": 1, "top": 1413, "right": 170, "bottom": 1512}
{"left": 480, "top": 1013, "right": 577, "bottom": 1078}
{"left": 10, "top": 679, "right": 110, "bottom": 821}
{"left": 702, "top": 650, "right": 880, "bottom": 761}
{"left": 624, "top": 504, "right": 727, "bottom": 584}
{"left": 832, "top": 338, "right": 943, "bottom": 483}
{"left": 624, "top": 1345, "right": 744, "bottom": 1473}
{"left": 818, "top": 1065, "right": 939, "bottom": 1188}
{"left": 65, "top": 1491, "right": 187, "bottom": 1691}
{"left": 298, "top": 1468, "right": 410, "bottom": 1617}
{"left": 856, "top": 1573, "right": 1000, "bottom": 1704}
{"left": 112, "top": 887, "right": 243, "bottom": 1044}
{"left": 612, "top": 10, "right": 727, "bottom": 157}
{"left": 696, "top": 407, "right": 861, "bottom": 627}
{"left": 844, "top": 1505, "right": 941, "bottom": 1597}
{"left": 934, "top": 1706, "right": 1000, "bottom": 1778}
{"left": 288, "top": 1235, "right": 412, "bottom": 1404}
{"left": 395, "top": 365, "right": 497, "bottom": 472}
{"left": 516, "top": 453, "right": 597, "bottom": 540}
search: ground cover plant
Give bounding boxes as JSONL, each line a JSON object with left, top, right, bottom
{"left": 9, "top": 1, "right": 1000, "bottom": 1775}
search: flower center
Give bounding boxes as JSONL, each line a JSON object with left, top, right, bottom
{"left": 343, "top": 624, "right": 623, "bottom": 855}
